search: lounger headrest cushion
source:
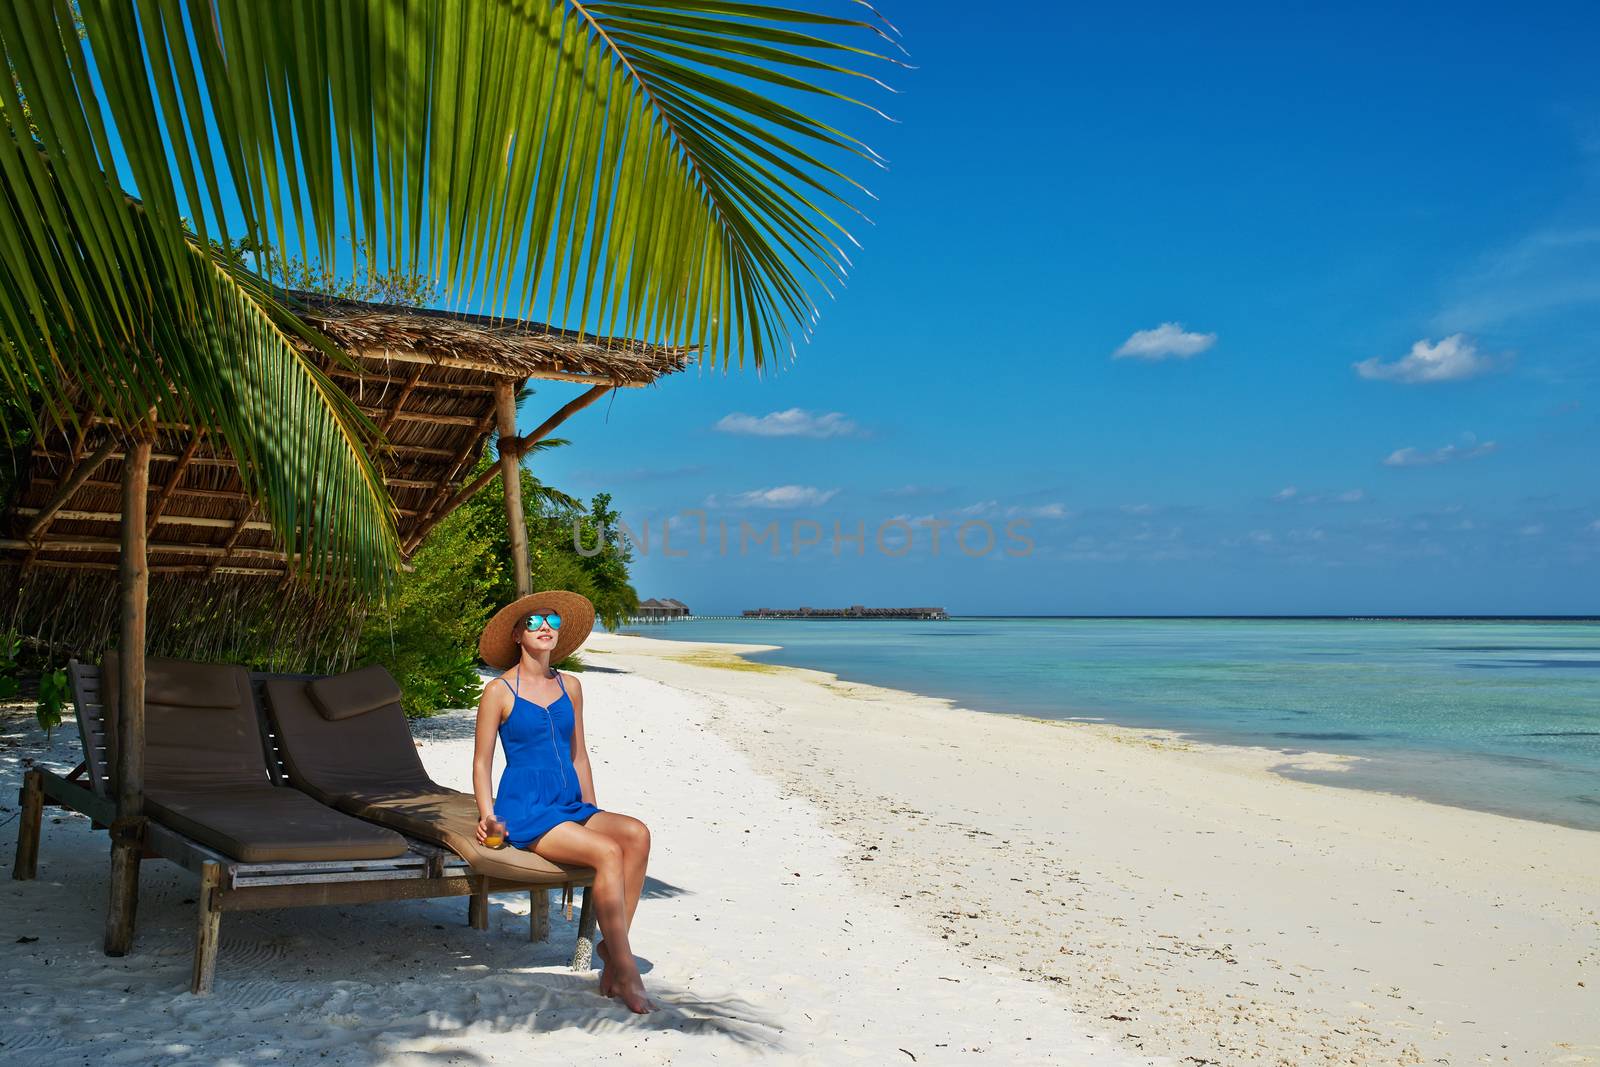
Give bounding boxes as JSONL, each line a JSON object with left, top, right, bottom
{"left": 308, "top": 665, "right": 403, "bottom": 721}
{"left": 142, "top": 659, "right": 246, "bottom": 709}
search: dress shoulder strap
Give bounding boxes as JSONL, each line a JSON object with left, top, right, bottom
{"left": 499, "top": 662, "right": 521, "bottom": 699}
{"left": 497, "top": 676, "right": 517, "bottom": 698}
{"left": 553, "top": 669, "right": 567, "bottom": 696}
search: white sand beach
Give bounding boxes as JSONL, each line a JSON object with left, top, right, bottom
{"left": 1, "top": 641, "right": 1142, "bottom": 1067}
{"left": 4, "top": 631, "right": 1597, "bottom": 1065}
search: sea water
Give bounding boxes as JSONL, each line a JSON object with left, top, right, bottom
{"left": 612, "top": 617, "right": 1600, "bottom": 832}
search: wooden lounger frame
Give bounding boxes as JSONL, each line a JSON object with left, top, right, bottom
{"left": 11, "top": 661, "right": 598, "bottom": 994}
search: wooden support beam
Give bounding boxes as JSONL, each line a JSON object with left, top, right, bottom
{"left": 5, "top": 557, "right": 291, "bottom": 578}
{"left": 146, "top": 432, "right": 205, "bottom": 535}
{"left": 341, "top": 346, "right": 647, "bottom": 387}
{"left": 401, "top": 399, "right": 503, "bottom": 555}
{"left": 12, "top": 769, "right": 43, "bottom": 880}
{"left": 32, "top": 446, "right": 232, "bottom": 467}
{"left": 105, "top": 434, "right": 152, "bottom": 957}
{"left": 520, "top": 382, "right": 612, "bottom": 450}
{"left": 30, "top": 480, "right": 426, "bottom": 514}
{"left": 214, "top": 874, "right": 527, "bottom": 912}
{"left": 0, "top": 536, "right": 290, "bottom": 560}
{"left": 494, "top": 380, "right": 532, "bottom": 597}
{"left": 401, "top": 382, "right": 610, "bottom": 556}
{"left": 22, "top": 438, "right": 116, "bottom": 543}
{"left": 204, "top": 506, "right": 259, "bottom": 580}
{"left": 320, "top": 367, "right": 497, "bottom": 393}
{"left": 357, "top": 406, "right": 486, "bottom": 428}
{"left": 377, "top": 367, "right": 427, "bottom": 434}
{"left": 468, "top": 891, "right": 490, "bottom": 931}
{"left": 530, "top": 888, "right": 551, "bottom": 942}
{"left": 192, "top": 862, "right": 223, "bottom": 994}
{"left": 16, "top": 507, "right": 274, "bottom": 532}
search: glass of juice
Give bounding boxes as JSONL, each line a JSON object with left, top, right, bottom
{"left": 483, "top": 818, "right": 507, "bottom": 849}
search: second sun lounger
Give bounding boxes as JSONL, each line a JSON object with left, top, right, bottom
{"left": 260, "top": 665, "right": 597, "bottom": 943}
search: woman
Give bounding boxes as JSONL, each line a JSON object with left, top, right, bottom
{"left": 471, "top": 590, "right": 654, "bottom": 1014}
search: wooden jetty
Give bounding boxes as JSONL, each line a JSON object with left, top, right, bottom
{"left": 742, "top": 605, "right": 948, "bottom": 620}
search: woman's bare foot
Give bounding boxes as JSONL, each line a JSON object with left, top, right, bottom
{"left": 612, "top": 968, "right": 655, "bottom": 1014}
{"left": 595, "top": 939, "right": 653, "bottom": 1011}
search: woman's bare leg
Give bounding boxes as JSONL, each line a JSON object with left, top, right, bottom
{"left": 533, "top": 821, "right": 654, "bottom": 1013}
{"left": 584, "top": 813, "right": 650, "bottom": 929}
{"left": 579, "top": 813, "right": 651, "bottom": 995}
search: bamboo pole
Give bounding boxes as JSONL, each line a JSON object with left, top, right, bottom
{"left": 492, "top": 382, "right": 544, "bottom": 934}
{"left": 145, "top": 432, "right": 205, "bottom": 535}
{"left": 104, "top": 434, "right": 152, "bottom": 957}
{"left": 402, "top": 382, "right": 610, "bottom": 556}
{"left": 22, "top": 438, "right": 117, "bottom": 542}
{"left": 494, "top": 380, "right": 531, "bottom": 598}
{"left": 339, "top": 346, "right": 647, "bottom": 387}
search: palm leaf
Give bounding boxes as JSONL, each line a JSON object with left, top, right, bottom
{"left": 0, "top": 0, "right": 895, "bottom": 594}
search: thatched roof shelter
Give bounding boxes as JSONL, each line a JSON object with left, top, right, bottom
{"left": 2, "top": 295, "right": 691, "bottom": 958}
{"left": 1, "top": 296, "right": 692, "bottom": 665}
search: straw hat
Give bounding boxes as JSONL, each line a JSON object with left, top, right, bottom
{"left": 478, "top": 589, "right": 595, "bottom": 670}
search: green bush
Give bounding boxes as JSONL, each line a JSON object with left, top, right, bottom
{"left": 357, "top": 450, "right": 638, "bottom": 717}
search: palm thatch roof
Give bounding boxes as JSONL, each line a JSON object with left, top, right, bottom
{"left": 290, "top": 293, "right": 691, "bottom": 386}
{"left": 1, "top": 298, "right": 691, "bottom": 666}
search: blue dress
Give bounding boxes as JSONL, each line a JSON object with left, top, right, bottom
{"left": 493, "top": 667, "right": 602, "bottom": 848}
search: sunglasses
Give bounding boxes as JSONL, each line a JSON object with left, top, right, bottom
{"left": 522, "top": 612, "right": 562, "bottom": 632}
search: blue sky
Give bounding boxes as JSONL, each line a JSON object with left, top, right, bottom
{"left": 93, "top": 2, "right": 1600, "bottom": 614}
{"left": 515, "top": 0, "right": 1600, "bottom": 615}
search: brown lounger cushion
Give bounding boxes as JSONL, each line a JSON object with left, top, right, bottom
{"left": 309, "top": 664, "right": 402, "bottom": 721}
{"left": 264, "top": 673, "right": 590, "bottom": 885}
{"left": 101, "top": 653, "right": 407, "bottom": 863}
{"left": 149, "top": 787, "right": 410, "bottom": 864}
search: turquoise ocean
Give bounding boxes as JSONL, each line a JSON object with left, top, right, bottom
{"left": 612, "top": 617, "right": 1600, "bottom": 833}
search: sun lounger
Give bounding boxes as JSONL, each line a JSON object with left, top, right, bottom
{"left": 12, "top": 658, "right": 597, "bottom": 994}
{"left": 99, "top": 653, "right": 408, "bottom": 863}
{"left": 261, "top": 665, "right": 596, "bottom": 890}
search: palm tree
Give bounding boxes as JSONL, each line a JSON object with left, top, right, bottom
{"left": 0, "top": 1, "right": 899, "bottom": 591}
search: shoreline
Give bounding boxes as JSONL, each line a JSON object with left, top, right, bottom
{"left": 610, "top": 623, "right": 1600, "bottom": 835}
{"left": 588, "top": 630, "right": 1600, "bottom": 1066}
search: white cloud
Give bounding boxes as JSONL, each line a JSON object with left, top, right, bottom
{"left": 714, "top": 408, "right": 861, "bottom": 438}
{"left": 1520, "top": 524, "right": 1546, "bottom": 536}
{"left": 1588, "top": 519, "right": 1600, "bottom": 533}
{"left": 1113, "top": 322, "right": 1216, "bottom": 361}
{"left": 1273, "top": 486, "right": 1364, "bottom": 505}
{"left": 706, "top": 485, "right": 840, "bottom": 509}
{"left": 1354, "top": 334, "right": 1495, "bottom": 384}
{"left": 1382, "top": 437, "right": 1499, "bottom": 468}
{"left": 954, "top": 499, "right": 1070, "bottom": 520}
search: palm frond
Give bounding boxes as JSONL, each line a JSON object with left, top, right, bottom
{"left": 17, "top": 1, "right": 896, "bottom": 372}
{"left": 1, "top": 0, "right": 895, "bottom": 596}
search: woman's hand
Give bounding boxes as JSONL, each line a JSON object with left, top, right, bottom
{"left": 476, "top": 815, "right": 500, "bottom": 845}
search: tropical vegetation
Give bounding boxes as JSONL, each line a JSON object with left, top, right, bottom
{"left": 0, "top": 1, "right": 896, "bottom": 599}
